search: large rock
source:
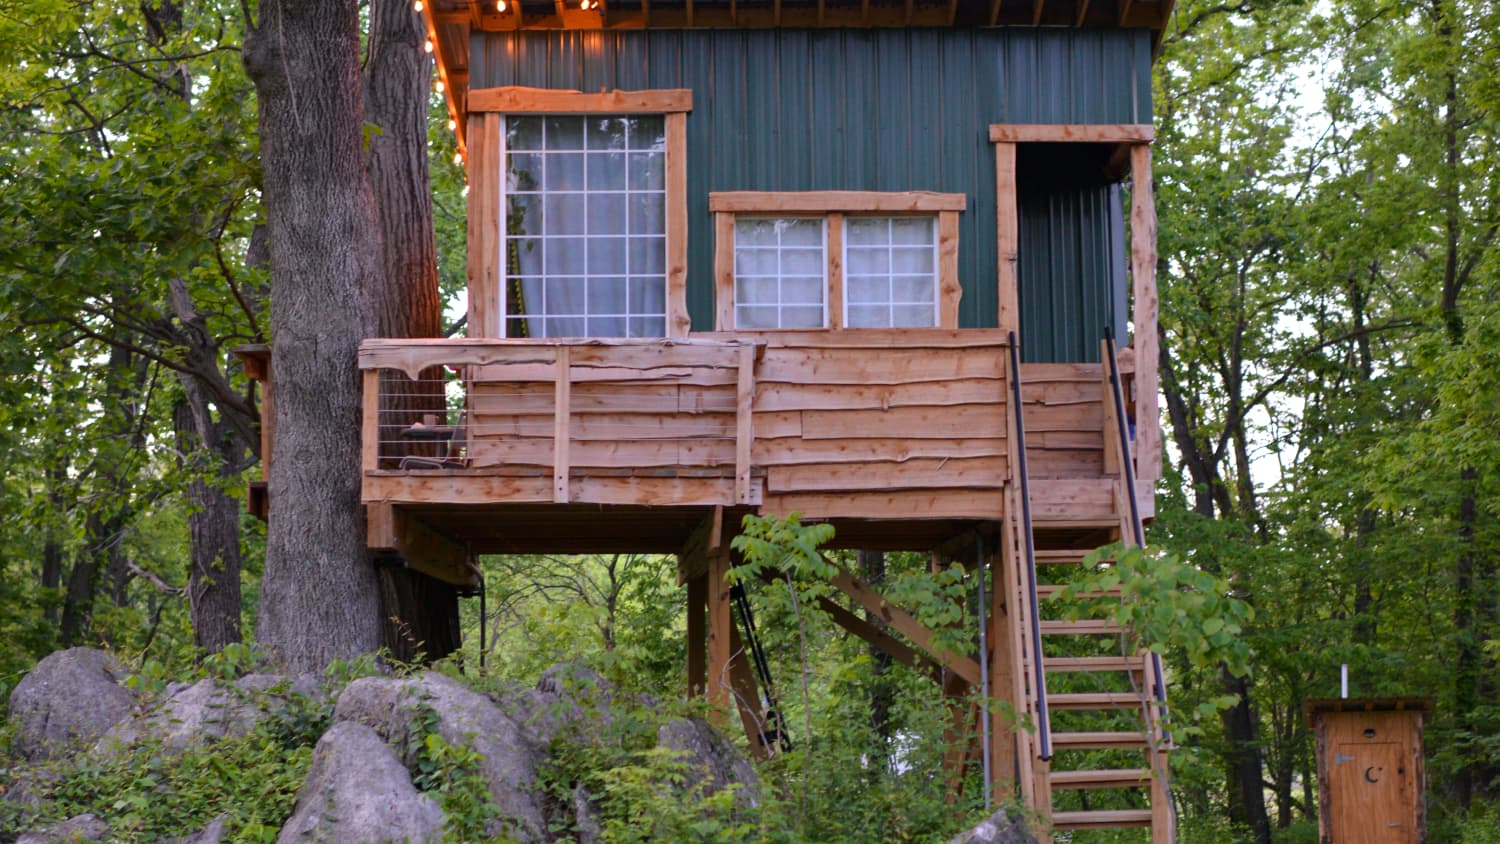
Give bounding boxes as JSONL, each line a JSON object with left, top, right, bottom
{"left": 656, "top": 718, "right": 761, "bottom": 808}
{"left": 158, "top": 814, "right": 228, "bottom": 844}
{"left": 16, "top": 812, "right": 109, "bottom": 843}
{"left": 949, "top": 808, "right": 1039, "bottom": 844}
{"left": 7, "top": 649, "right": 135, "bottom": 761}
{"left": 334, "top": 673, "right": 547, "bottom": 842}
{"left": 505, "top": 662, "right": 618, "bottom": 749}
{"left": 276, "top": 722, "right": 444, "bottom": 844}
{"left": 96, "top": 680, "right": 256, "bottom": 755}
{"left": 96, "top": 674, "right": 322, "bottom": 756}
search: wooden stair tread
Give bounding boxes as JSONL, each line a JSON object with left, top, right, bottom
{"left": 1036, "top": 584, "right": 1122, "bottom": 599}
{"left": 1040, "top": 618, "right": 1124, "bottom": 635}
{"left": 1032, "top": 515, "right": 1120, "bottom": 529}
{"left": 1049, "top": 691, "right": 1146, "bottom": 710}
{"left": 1033, "top": 549, "right": 1092, "bottom": 565}
{"left": 1044, "top": 655, "right": 1146, "bottom": 672}
{"left": 1052, "top": 731, "right": 1150, "bottom": 750}
{"left": 1051, "top": 809, "right": 1154, "bottom": 829}
{"left": 1050, "top": 768, "right": 1152, "bottom": 789}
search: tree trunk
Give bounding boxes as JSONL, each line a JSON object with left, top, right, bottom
{"left": 243, "top": 0, "right": 384, "bottom": 672}
{"left": 1221, "top": 668, "right": 1272, "bottom": 844}
{"left": 858, "top": 550, "right": 893, "bottom": 759}
{"left": 376, "top": 563, "right": 462, "bottom": 664}
{"left": 172, "top": 392, "right": 245, "bottom": 654}
{"left": 41, "top": 457, "right": 66, "bottom": 626}
{"left": 363, "top": 0, "right": 461, "bottom": 663}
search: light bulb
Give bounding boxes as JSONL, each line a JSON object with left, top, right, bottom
{"left": 453, "top": 151, "right": 463, "bottom": 165}
{"left": 424, "top": 39, "right": 434, "bottom": 54}
{"left": 413, "top": 0, "right": 423, "bottom": 10}
{"left": 436, "top": 79, "right": 445, "bottom": 93}
{"left": 447, "top": 118, "right": 457, "bottom": 131}
{"left": 497, "top": 0, "right": 507, "bottom": 10}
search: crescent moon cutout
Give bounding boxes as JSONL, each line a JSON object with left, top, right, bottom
{"left": 1365, "top": 766, "right": 1381, "bottom": 784}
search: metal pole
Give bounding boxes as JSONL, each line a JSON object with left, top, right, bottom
{"left": 977, "top": 533, "right": 991, "bottom": 810}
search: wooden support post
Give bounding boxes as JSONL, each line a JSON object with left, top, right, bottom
{"left": 706, "top": 545, "right": 733, "bottom": 718}
{"left": 735, "top": 344, "right": 756, "bottom": 504}
{"left": 1130, "top": 142, "right": 1160, "bottom": 482}
{"left": 988, "top": 526, "right": 1021, "bottom": 807}
{"left": 687, "top": 575, "right": 707, "bottom": 698}
{"left": 941, "top": 672, "right": 973, "bottom": 800}
{"left": 553, "top": 346, "right": 571, "bottom": 503}
{"left": 999, "top": 486, "right": 1036, "bottom": 809}
{"left": 995, "top": 142, "right": 1020, "bottom": 337}
{"left": 727, "top": 621, "right": 770, "bottom": 760}
{"left": 362, "top": 368, "right": 380, "bottom": 474}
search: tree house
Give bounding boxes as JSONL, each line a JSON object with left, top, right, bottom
{"left": 254, "top": 1, "right": 1180, "bottom": 839}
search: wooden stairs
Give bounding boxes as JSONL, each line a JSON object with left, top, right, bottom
{"left": 997, "top": 334, "right": 1175, "bottom": 843}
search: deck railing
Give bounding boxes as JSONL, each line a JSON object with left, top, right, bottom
{"left": 359, "top": 337, "right": 760, "bottom": 507}
{"left": 355, "top": 331, "right": 1152, "bottom": 518}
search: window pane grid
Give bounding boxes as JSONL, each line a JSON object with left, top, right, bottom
{"left": 733, "top": 218, "right": 827, "bottom": 329}
{"left": 503, "top": 115, "right": 667, "bottom": 338}
{"left": 843, "top": 217, "right": 939, "bottom": 328}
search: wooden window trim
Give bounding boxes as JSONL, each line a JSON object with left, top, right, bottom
{"left": 988, "top": 124, "right": 1158, "bottom": 481}
{"left": 466, "top": 88, "right": 692, "bottom": 338}
{"left": 709, "top": 190, "right": 965, "bottom": 213}
{"left": 986, "top": 123, "right": 1153, "bottom": 143}
{"left": 709, "top": 191, "right": 965, "bottom": 331}
{"left": 468, "top": 86, "right": 693, "bottom": 114}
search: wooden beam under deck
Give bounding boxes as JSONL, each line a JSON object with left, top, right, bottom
{"left": 367, "top": 503, "right": 479, "bottom": 588}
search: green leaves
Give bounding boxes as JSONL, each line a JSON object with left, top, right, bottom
{"left": 729, "top": 513, "right": 837, "bottom": 582}
{"left": 1052, "top": 542, "right": 1254, "bottom": 678}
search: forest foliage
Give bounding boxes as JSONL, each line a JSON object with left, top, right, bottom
{"left": 0, "top": 0, "right": 1498, "bottom": 840}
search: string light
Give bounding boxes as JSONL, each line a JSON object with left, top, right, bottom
{"left": 447, "top": 117, "right": 457, "bottom": 131}
{"left": 453, "top": 151, "right": 463, "bottom": 165}
{"left": 496, "top": 0, "right": 507, "bottom": 10}
{"left": 424, "top": 39, "right": 434, "bottom": 54}
{"left": 579, "top": 0, "right": 595, "bottom": 9}
{"left": 435, "top": 79, "right": 445, "bottom": 93}
{"left": 412, "top": 0, "right": 423, "bottom": 10}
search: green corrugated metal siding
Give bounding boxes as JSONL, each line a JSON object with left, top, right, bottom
{"left": 471, "top": 27, "right": 1151, "bottom": 360}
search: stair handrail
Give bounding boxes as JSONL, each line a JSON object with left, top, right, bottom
{"left": 1102, "top": 329, "right": 1170, "bottom": 717}
{"left": 1006, "top": 331, "right": 1052, "bottom": 761}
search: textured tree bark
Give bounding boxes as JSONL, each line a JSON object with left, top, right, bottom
{"left": 376, "top": 563, "right": 462, "bottom": 664}
{"left": 857, "top": 550, "right": 894, "bottom": 770}
{"left": 243, "top": 0, "right": 384, "bottom": 671}
{"left": 172, "top": 391, "right": 245, "bottom": 654}
{"left": 363, "top": 0, "right": 461, "bottom": 663}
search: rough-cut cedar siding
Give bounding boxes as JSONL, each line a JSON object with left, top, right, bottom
{"left": 471, "top": 27, "right": 1151, "bottom": 362}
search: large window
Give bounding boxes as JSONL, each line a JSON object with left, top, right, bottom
{"left": 709, "top": 192, "right": 964, "bottom": 331}
{"left": 503, "top": 115, "right": 667, "bottom": 338}
{"left": 464, "top": 88, "right": 690, "bottom": 338}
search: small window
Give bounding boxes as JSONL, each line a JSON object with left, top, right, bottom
{"left": 733, "top": 218, "right": 827, "bottom": 329}
{"left": 844, "top": 217, "right": 939, "bottom": 328}
{"left": 709, "top": 191, "right": 964, "bottom": 331}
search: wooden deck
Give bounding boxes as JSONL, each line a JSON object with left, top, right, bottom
{"left": 355, "top": 330, "right": 1156, "bottom": 569}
